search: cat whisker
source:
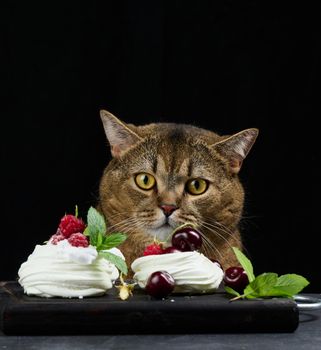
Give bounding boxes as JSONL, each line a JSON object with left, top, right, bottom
{"left": 113, "top": 218, "right": 142, "bottom": 232}
{"left": 108, "top": 217, "right": 139, "bottom": 231}
{"left": 107, "top": 211, "right": 158, "bottom": 232}
{"left": 200, "top": 218, "right": 233, "bottom": 239}
{"left": 179, "top": 215, "right": 197, "bottom": 223}
{"left": 202, "top": 216, "right": 241, "bottom": 243}
{"left": 240, "top": 215, "right": 260, "bottom": 220}
{"left": 105, "top": 210, "right": 135, "bottom": 221}
{"left": 199, "top": 231, "right": 224, "bottom": 261}
{"left": 204, "top": 218, "right": 235, "bottom": 236}
{"left": 199, "top": 221, "right": 237, "bottom": 253}
{"left": 120, "top": 220, "right": 150, "bottom": 237}
{"left": 117, "top": 217, "right": 150, "bottom": 234}
{"left": 109, "top": 217, "right": 145, "bottom": 234}
{"left": 200, "top": 236, "right": 212, "bottom": 258}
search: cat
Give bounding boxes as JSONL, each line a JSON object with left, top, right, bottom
{"left": 97, "top": 110, "right": 258, "bottom": 273}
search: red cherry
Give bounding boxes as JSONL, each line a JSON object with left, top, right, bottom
{"left": 171, "top": 227, "right": 202, "bottom": 251}
{"left": 162, "top": 246, "right": 181, "bottom": 254}
{"left": 223, "top": 266, "right": 249, "bottom": 293}
{"left": 145, "top": 271, "right": 175, "bottom": 298}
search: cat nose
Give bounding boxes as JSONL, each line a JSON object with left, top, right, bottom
{"left": 160, "top": 204, "right": 177, "bottom": 217}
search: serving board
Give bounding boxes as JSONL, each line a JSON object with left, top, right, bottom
{"left": 0, "top": 281, "right": 299, "bottom": 334}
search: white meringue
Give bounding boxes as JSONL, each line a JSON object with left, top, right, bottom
{"left": 18, "top": 241, "right": 124, "bottom": 298}
{"left": 131, "top": 251, "right": 224, "bottom": 293}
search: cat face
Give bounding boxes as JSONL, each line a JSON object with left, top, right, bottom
{"left": 99, "top": 111, "right": 258, "bottom": 246}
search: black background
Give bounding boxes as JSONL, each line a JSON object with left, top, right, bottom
{"left": 2, "top": 2, "right": 320, "bottom": 291}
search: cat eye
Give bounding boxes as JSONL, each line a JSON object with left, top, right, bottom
{"left": 135, "top": 173, "right": 156, "bottom": 190}
{"left": 186, "top": 178, "right": 209, "bottom": 195}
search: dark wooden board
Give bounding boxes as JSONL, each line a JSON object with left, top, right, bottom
{"left": 0, "top": 281, "right": 299, "bottom": 334}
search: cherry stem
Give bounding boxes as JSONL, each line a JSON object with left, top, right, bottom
{"left": 229, "top": 291, "right": 252, "bottom": 302}
{"left": 153, "top": 236, "right": 163, "bottom": 246}
{"left": 173, "top": 222, "right": 197, "bottom": 234}
{"left": 229, "top": 295, "right": 244, "bottom": 302}
{"left": 75, "top": 205, "right": 78, "bottom": 218}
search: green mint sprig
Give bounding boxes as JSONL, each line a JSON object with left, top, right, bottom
{"left": 225, "top": 247, "right": 309, "bottom": 300}
{"left": 83, "top": 207, "right": 128, "bottom": 275}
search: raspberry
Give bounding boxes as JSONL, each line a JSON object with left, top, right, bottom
{"left": 50, "top": 232, "right": 65, "bottom": 245}
{"left": 59, "top": 215, "right": 86, "bottom": 238}
{"left": 143, "top": 243, "right": 164, "bottom": 256}
{"left": 68, "top": 232, "right": 89, "bottom": 247}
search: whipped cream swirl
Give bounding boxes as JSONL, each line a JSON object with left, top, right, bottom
{"left": 131, "top": 251, "right": 224, "bottom": 293}
{"left": 18, "top": 241, "right": 124, "bottom": 298}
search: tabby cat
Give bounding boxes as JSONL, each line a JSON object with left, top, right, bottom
{"left": 98, "top": 110, "right": 258, "bottom": 271}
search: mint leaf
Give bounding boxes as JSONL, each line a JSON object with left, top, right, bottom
{"left": 83, "top": 226, "right": 90, "bottom": 236}
{"left": 85, "top": 207, "right": 108, "bottom": 248}
{"left": 242, "top": 273, "right": 278, "bottom": 299}
{"left": 98, "top": 233, "right": 127, "bottom": 250}
{"left": 225, "top": 286, "right": 241, "bottom": 297}
{"left": 83, "top": 225, "right": 100, "bottom": 245}
{"left": 84, "top": 208, "right": 127, "bottom": 251}
{"left": 242, "top": 273, "right": 310, "bottom": 299}
{"left": 96, "top": 232, "right": 103, "bottom": 248}
{"left": 87, "top": 207, "right": 106, "bottom": 234}
{"left": 247, "top": 272, "right": 278, "bottom": 297}
{"left": 243, "top": 284, "right": 259, "bottom": 299}
{"left": 99, "top": 251, "right": 128, "bottom": 275}
{"left": 228, "top": 246, "right": 310, "bottom": 301}
{"left": 89, "top": 231, "right": 99, "bottom": 247}
{"left": 232, "top": 247, "right": 255, "bottom": 282}
{"left": 272, "top": 274, "right": 310, "bottom": 297}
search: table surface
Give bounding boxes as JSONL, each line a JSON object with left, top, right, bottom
{"left": 1, "top": 295, "right": 321, "bottom": 350}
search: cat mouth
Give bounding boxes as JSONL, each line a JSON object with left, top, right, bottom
{"left": 158, "top": 217, "right": 178, "bottom": 230}
{"left": 146, "top": 219, "right": 178, "bottom": 241}
{"left": 158, "top": 222, "right": 172, "bottom": 229}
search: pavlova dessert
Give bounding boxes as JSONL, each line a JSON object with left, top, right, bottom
{"left": 131, "top": 226, "right": 224, "bottom": 298}
{"left": 18, "top": 207, "right": 127, "bottom": 298}
{"left": 18, "top": 205, "right": 310, "bottom": 302}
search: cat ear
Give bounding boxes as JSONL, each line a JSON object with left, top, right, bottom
{"left": 212, "top": 128, "right": 259, "bottom": 174}
{"left": 100, "top": 110, "right": 143, "bottom": 157}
